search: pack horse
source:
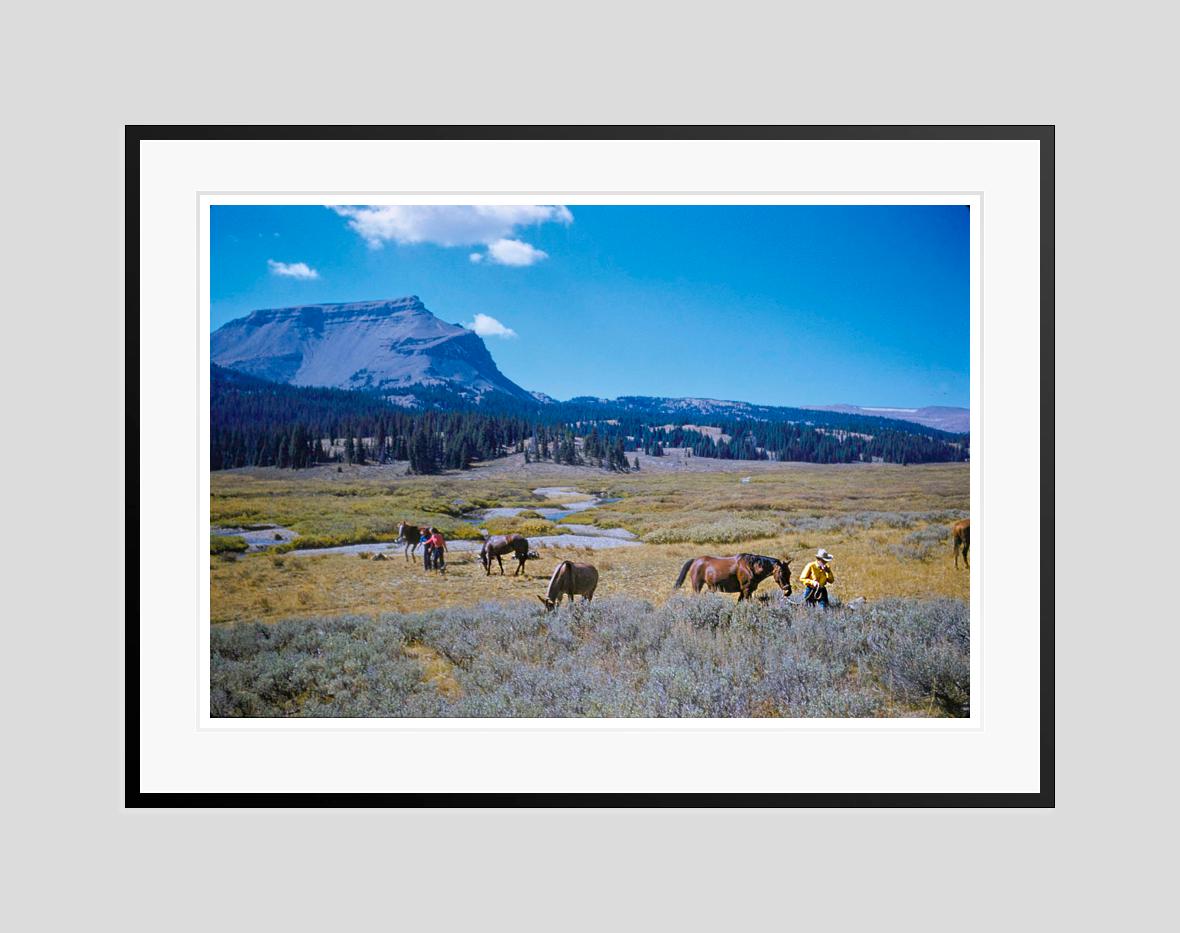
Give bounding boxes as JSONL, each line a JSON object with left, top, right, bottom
{"left": 673, "top": 554, "right": 793, "bottom": 602}
{"left": 479, "top": 534, "right": 540, "bottom": 576}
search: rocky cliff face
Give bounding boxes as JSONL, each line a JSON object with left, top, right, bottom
{"left": 210, "top": 296, "right": 533, "bottom": 402}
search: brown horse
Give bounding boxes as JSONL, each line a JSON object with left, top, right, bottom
{"left": 952, "top": 519, "right": 970, "bottom": 569}
{"left": 397, "top": 521, "right": 430, "bottom": 562}
{"left": 537, "top": 560, "right": 599, "bottom": 610}
{"left": 479, "top": 534, "right": 540, "bottom": 576}
{"left": 673, "top": 553, "right": 793, "bottom": 602}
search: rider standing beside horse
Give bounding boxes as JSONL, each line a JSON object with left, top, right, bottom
{"left": 395, "top": 521, "right": 446, "bottom": 571}
{"left": 425, "top": 528, "right": 447, "bottom": 573}
{"left": 798, "top": 548, "right": 836, "bottom": 607}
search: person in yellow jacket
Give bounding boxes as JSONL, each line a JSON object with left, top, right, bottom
{"left": 799, "top": 548, "right": 836, "bottom": 607}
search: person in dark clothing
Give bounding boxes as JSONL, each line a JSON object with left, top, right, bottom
{"left": 419, "top": 529, "right": 433, "bottom": 571}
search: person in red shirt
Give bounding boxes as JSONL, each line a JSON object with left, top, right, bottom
{"left": 425, "top": 530, "right": 447, "bottom": 574}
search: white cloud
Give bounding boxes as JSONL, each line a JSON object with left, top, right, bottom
{"left": 267, "top": 259, "right": 319, "bottom": 280}
{"left": 484, "top": 238, "right": 549, "bottom": 266}
{"left": 465, "top": 313, "right": 518, "bottom": 339}
{"left": 331, "top": 204, "right": 570, "bottom": 264}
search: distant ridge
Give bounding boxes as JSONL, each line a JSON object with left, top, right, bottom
{"left": 210, "top": 296, "right": 534, "bottom": 403}
{"left": 814, "top": 404, "right": 969, "bottom": 433}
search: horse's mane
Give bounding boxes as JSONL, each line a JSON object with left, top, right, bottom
{"left": 545, "top": 560, "right": 572, "bottom": 599}
{"left": 738, "top": 553, "right": 784, "bottom": 572}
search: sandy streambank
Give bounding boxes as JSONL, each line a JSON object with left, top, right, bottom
{"left": 211, "top": 525, "right": 298, "bottom": 550}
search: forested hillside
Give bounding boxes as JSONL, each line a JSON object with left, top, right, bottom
{"left": 211, "top": 365, "right": 968, "bottom": 473}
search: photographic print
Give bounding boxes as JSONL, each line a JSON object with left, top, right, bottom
{"left": 207, "top": 199, "right": 972, "bottom": 719}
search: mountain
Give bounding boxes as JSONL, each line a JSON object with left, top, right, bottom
{"left": 814, "top": 404, "right": 970, "bottom": 433}
{"left": 210, "top": 296, "right": 968, "bottom": 440}
{"left": 210, "top": 296, "right": 534, "bottom": 404}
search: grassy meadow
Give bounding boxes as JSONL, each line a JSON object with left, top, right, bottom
{"left": 210, "top": 456, "right": 970, "bottom": 716}
{"left": 211, "top": 457, "right": 969, "bottom": 621}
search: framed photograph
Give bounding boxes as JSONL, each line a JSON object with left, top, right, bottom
{"left": 130, "top": 126, "right": 1052, "bottom": 804}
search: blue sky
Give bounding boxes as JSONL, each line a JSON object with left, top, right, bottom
{"left": 211, "top": 204, "right": 969, "bottom": 408}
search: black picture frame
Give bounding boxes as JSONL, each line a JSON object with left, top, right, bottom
{"left": 126, "top": 125, "right": 1054, "bottom": 807}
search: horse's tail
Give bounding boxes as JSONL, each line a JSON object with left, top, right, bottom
{"left": 673, "top": 558, "right": 694, "bottom": 589}
{"left": 546, "top": 560, "right": 571, "bottom": 600}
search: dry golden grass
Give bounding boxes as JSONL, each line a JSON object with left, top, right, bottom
{"left": 212, "top": 460, "right": 965, "bottom": 531}
{"left": 402, "top": 643, "right": 463, "bottom": 698}
{"left": 211, "top": 460, "right": 969, "bottom": 624}
{"left": 211, "top": 526, "right": 968, "bottom": 624}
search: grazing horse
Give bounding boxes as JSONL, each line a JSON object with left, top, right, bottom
{"left": 673, "top": 553, "right": 793, "bottom": 602}
{"left": 952, "top": 518, "right": 970, "bottom": 569}
{"left": 538, "top": 560, "right": 599, "bottom": 610}
{"left": 479, "top": 534, "right": 539, "bottom": 576}
{"left": 397, "top": 521, "right": 429, "bottom": 562}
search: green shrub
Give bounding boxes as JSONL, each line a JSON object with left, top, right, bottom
{"left": 481, "top": 517, "right": 563, "bottom": 538}
{"left": 445, "top": 524, "right": 487, "bottom": 541}
{"left": 642, "top": 517, "right": 781, "bottom": 545}
{"left": 210, "top": 535, "right": 249, "bottom": 555}
{"left": 557, "top": 510, "right": 633, "bottom": 532}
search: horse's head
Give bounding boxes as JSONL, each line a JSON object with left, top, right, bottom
{"left": 773, "top": 558, "right": 793, "bottom": 595}
{"left": 537, "top": 595, "right": 557, "bottom": 612}
{"left": 525, "top": 550, "right": 541, "bottom": 562}
{"left": 747, "top": 555, "right": 778, "bottom": 578}
{"left": 478, "top": 542, "right": 490, "bottom": 569}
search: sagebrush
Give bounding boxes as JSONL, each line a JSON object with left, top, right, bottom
{"left": 211, "top": 595, "right": 968, "bottom": 718}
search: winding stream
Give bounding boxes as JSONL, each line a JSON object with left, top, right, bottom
{"left": 219, "top": 487, "right": 641, "bottom": 558}
{"left": 460, "top": 486, "right": 621, "bottom": 523}
{"left": 211, "top": 525, "right": 298, "bottom": 551}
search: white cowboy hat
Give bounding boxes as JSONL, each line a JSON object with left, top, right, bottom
{"left": 816, "top": 548, "right": 834, "bottom": 562}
